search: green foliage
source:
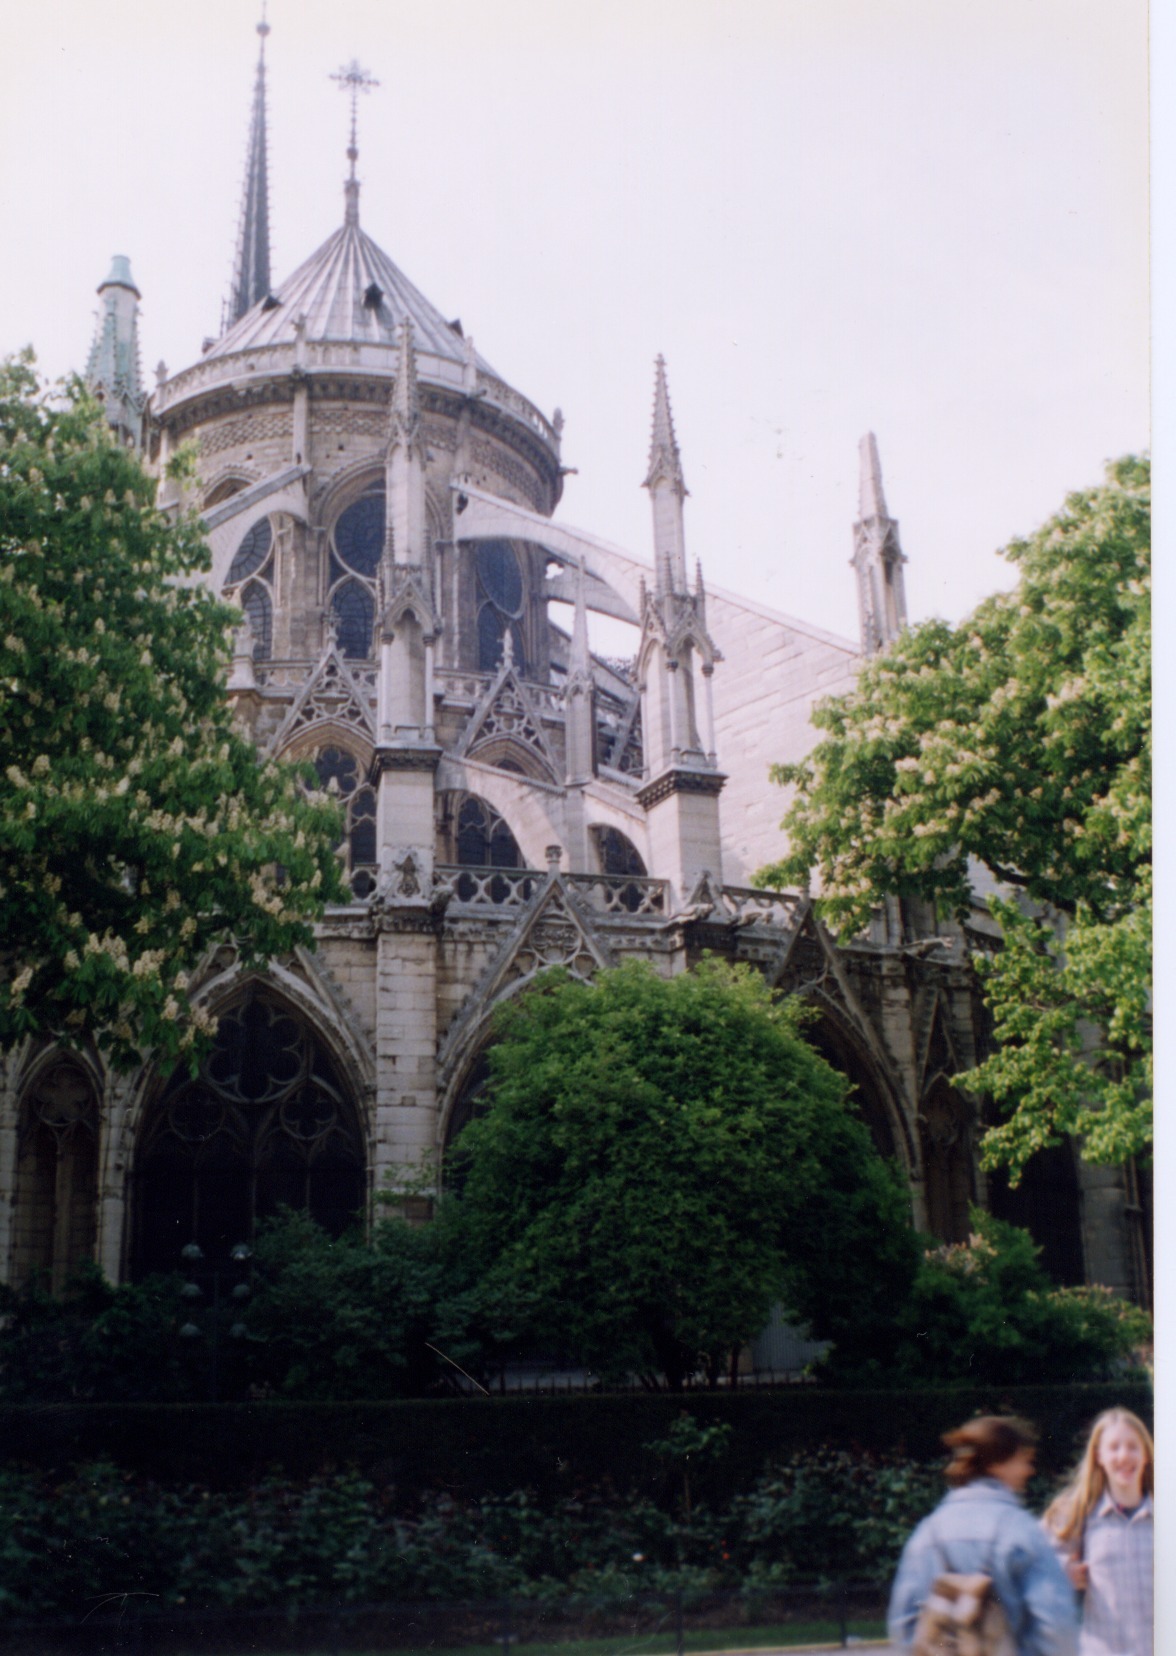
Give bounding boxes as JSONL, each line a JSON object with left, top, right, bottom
{"left": 0, "top": 1449, "right": 944, "bottom": 1617}
{"left": 242, "top": 1209, "right": 477, "bottom": 1400}
{"left": 835, "top": 1209, "right": 1152, "bottom": 1388}
{"left": 0, "top": 1263, "right": 185, "bottom": 1402}
{"left": 761, "top": 457, "right": 1151, "bottom": 1177}
{"left": 0, "top": 356, "right": 345, "bottom": 1066}
{"left": 444, "top": 959, "right": 917, "bottom": 1389}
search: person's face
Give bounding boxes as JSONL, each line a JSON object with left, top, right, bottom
{"left": 991, "top": 1444, "right": 1036, "bottom": 1494}
{"left": 1096, "top": 1423, "right": 1147, "bottom": 1501}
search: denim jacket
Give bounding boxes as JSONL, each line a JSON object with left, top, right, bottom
{"left": 888, "top": 1479, "right": 1079, "bottom": 1656}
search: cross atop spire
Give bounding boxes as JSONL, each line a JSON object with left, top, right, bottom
{"left": 227, "top": 11, "right": 273, "bottom": 328}
{"left": 644, "top": 354, "right": 687, "bottom": 497}
{"left": 332, "top": 58, "right": 379, "bottom": 227}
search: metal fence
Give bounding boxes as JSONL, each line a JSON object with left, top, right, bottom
{"left": 0, "top": 1582, "right": 890, "bottom": 1656}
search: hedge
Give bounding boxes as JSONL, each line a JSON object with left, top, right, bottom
{"left": 0, "top": 1382, "right": 1150, "bottom": 1498}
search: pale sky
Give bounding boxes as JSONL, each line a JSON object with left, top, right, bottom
{"left": 0, "top": 0, "right": 1149, "bottom": 646}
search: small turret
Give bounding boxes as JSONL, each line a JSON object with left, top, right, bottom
{"left": 852, "top": 433, "right": 908, "bottom": 655}
{"left": 85, "top": 256, "right": 145, "bottom": 448}
{"left": 226, "top": 14, "right": 273, "bottom": 327}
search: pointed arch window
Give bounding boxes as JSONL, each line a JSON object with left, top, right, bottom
{"left": 13, "top": 1061, "right": 99, "bottom": 1291}
{"left": 475, "top": 540, "right": 526, "bottom": 674}
{"left": 132, "top": 993, "right": 365, "bottom": 1278}
{"left": 455, "top": 795, "right": 522, "bottom": 869}
{"left": 592, "top": 825, "right": 648, "bottom": 914}
{"left": 224, "top": 517, "right": 275, "bottom": 661}
{"left": 328, "top": 489, "right": 383, "bottom": 659}
{"left": 311, "top": 745, "right": 378, "bottom": 900}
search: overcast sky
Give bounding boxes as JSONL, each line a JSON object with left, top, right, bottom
{"left": 0, "top": 0, "right": 1149, "bottom": 645}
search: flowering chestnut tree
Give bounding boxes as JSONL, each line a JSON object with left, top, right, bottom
{"left": 0, "top": 357, "right": 345, "bottom": 1067}
{"left": 760, "top": 457, "right": 1150, "bottom": 1177}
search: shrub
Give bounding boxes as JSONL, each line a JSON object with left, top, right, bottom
{"left": 845, "top": 1210, "right": 1153, "bottom": 1387}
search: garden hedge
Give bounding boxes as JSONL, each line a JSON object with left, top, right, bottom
{"left": 0, "top": 1382, "right": 1150, "bottom": 1497}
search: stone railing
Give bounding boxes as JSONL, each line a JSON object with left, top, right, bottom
{"left": 435, "top": 865, "right": 541, "bottom": 910}
{"left": 566, "top": 873, "right": 668, "bottom": 918}
{"left": 153, "top": 344, "right": 558, "bottom": 453}
{"left": 433, "top": 865, "right": 668, "bottom": 919}
{"left": 436, "top": 667, "right": 566, "bottom": 719}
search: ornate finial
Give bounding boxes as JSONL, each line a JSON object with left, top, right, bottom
{"left": 331, "top": 59, "right": 379, "bottom": 184}
{"left": 644, "top": 354, "right": 687, "bottom": 497}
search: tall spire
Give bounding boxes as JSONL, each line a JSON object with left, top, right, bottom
{"left": 85, "top": 256, "right": 145, "bottom": 448}
{"left": 227, "top": 12, "right": 272, "bottom": 327}
{"left": 858, "top": 430, "right": 889, "bottom": 520}
{"left": 331, "top": 59, "right": 380, "bottom": 229}
{"left": 852, "top": 433, "right": 908, "bottom": 655}
{"left": 643, "top": 355, "right": 689, "bottom": 593}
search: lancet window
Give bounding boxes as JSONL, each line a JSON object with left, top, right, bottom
{"left": 132, "top": 993, "right": 365, "bottom": 1278}
{"left": 328, "top": 490, "right": 382, "bottom": 660}
{"left": 12, "top": 1061, "right": 99, "bottom": 1291}
{"left": 475, "top": 540, "right": 527, "bottom": 674}
{"left": 224, "top": 516, "right": 275, "bottom": 660}
{"left": 311, "top": 745, "right": 378, "bottom": 900}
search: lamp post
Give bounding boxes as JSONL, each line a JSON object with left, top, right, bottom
{"left": 177, "top": 1241, "right": 253, "bottom": 1400}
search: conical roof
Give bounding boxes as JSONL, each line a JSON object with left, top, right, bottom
{"left": 205, "top": 207, "right": 496, "bottom": 375}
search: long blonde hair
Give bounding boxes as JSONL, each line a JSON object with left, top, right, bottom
{"left": 1045, "top": 1408, "right": 1154, "bottom": 1543}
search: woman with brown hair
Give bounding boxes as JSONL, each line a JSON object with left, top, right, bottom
{"left": 1043, "top": 1408, "right": 1153, "bottom": 1656}
{"left": 888, "top": 1415, "right": 1078, "bottom": 1655}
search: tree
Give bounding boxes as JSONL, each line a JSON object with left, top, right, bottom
{"left": 0, "top": 358, "right": 346, "bottom": 1065}
{"left": 444, "top": 959, "right": 917, "bottom": 1389}
{"left": 761, "top": 457, "right": 1150, "bottom": 1178}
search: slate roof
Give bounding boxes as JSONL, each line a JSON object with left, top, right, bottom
{"left": 205, "top": 203, "right": 497, "bottom": 377}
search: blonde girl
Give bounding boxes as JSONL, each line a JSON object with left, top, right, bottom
{"left": 1044, "top": 1408, "right": 1153, "bottom": 1656}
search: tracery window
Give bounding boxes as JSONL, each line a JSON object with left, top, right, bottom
{"left": 312, "top": 745, "right": 378, "bottom": 900}
{"left": 224, "top": 517, "right": 274, "bottom": 660}
{"left": 455, "top": 795, "right": 522, "bottom": 869}
{"left": 328, "top": 490, "right": 382, "bottom": 659}
{"left": 593, "top": 825, "right": 648, "bottom": 914}
{"left": 12, "top": 1061, "right": 99, "bottom": 1291}
{"left": 475, "top": 540, "right": 527, "bottom": 674}
{"left": 132, "top": 994, "right": 365, "bottom": 1278}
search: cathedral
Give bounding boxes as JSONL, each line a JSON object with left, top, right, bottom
{"left": 0, "top": 23, "right": 1148, "bottom": 1321}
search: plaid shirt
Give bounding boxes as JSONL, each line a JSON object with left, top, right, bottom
{"left": 1071, "top": 1493, "right": 1153, "bottom": 1656}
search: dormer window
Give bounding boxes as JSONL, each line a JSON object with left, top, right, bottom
{"left": 363, "top": 282, "right": 384, "bottom": 311}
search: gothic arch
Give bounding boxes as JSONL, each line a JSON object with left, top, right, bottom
{"left": 439, "top": 791, "right": 525, "bottom": 870}
{"left": 918, "top": 1076, "right": 976, "bottom": 1242}
{"left": 438, "top": 1043, "right": 494, "bottom": 1164}
{"left": 799, "top": 1006, "right": 911, "bottom": 1172}
{"left": 128, "top": 983, "right": 368, "bottom": 1278}
{"left": 315, "top": 463, "right": 386, "bottom": 529}
{"left": 10, "top": 1052, "right": 101, "bottom": 1290}
{"left": 203, "top": 470, "right": 254, "bottom": 509}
